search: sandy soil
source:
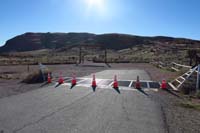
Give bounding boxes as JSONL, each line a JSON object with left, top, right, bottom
{"left": 150, "top": 90, "right": 200, "bottom": 133}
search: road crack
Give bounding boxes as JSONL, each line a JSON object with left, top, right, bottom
{"left": 160, "top": 105, "right": 170, "bottom": 133}
{"left": 122, "top": 95, "right": 131, "bottom": 121}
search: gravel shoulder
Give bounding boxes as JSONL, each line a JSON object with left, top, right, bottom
{"left": 150, "top": 90, "right": 200, "bottom": 133}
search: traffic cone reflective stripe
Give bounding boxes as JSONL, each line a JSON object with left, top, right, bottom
{"left": 47, "top": 73, "right": 52, "bottom": 83}
{"left": 161, "top": 80, "right": 167, "bottom": 90}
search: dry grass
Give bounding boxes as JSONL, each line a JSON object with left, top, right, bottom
{"left": 0, "top": 43, "right": 192, "bottom": 66}
{"left": 179, "top": 102, "right": 200, "bottom": 111}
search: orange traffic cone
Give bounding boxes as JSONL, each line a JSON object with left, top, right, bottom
{"left": 58, "top": 72, "right": 64, "bottom": 84}
{"left": 113, "top": 75, "right": 120, "bottom": 94}
{"left": 92, "top": 74, "right": 97, "bottom": 92}
{"left": 71, "top": 73, "right": 77, "bottom": 86}
{"left": 47, "top": 73, "right": 52, "bottom": 83}
{"left": 161, "top": 80, "right": 167, "bottom": 90}
{"left": 92, "top": 74, "right": 97, "bottom": 88}
{"left": 113, "top": 75, "right": 119, "bottom": 89}
{"left": 70, "top": 73, "right": 77, "bottom": 89}
{"left": 135, "top": 76, "right": 141, "bottom": 89}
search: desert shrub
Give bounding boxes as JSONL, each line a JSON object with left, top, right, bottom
{"left": 180, "top": 86, "right": 190, "bottom": 95}
{"left": 196, "top": 91, "right": 200, "bottom": 99}
{"left": 22, "top": 69, "right": 51, "bottom": 84}
{"left": 181, "top": 81, "right": 196, "bottom": 95}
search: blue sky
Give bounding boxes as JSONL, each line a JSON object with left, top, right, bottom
{"left": 0, "top": 0, "right": 200, "bottom": 46}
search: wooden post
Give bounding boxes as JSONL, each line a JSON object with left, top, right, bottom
{"left": 39, "top": 63, "right": 46, "bottom": 82}
{"left": 196, "top": 64, "right": 200, "bottom": 92}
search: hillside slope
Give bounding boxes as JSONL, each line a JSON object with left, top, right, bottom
{"left": 0, "top": 32, "right": 200, "bottom": 53}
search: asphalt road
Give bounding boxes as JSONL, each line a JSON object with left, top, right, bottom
{"left": 0, "top": 70, "right": 166, "bottom": 133}
{"left": 83, "top": 69, "right": 151, "bottom": 80}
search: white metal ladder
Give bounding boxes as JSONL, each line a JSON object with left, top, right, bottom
{"left": 169, "top": 66, "right": 198, "bottom": 91}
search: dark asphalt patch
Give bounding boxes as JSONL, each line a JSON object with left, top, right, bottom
{"left": 131, "top": 82, "right": 148, "bottom": 88}
{"left": 118, "top": 81, "right": 131, "bottom": 87}
{"left": 140, "top": 82, "right": 148, "bottom": 88}
{"left": 149, "top": 82, "right": 160, "bottom": 88}
{"left": 64, "top": 78, "right": 71, "bottom": 81}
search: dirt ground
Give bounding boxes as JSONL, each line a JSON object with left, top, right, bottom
{"left": 150, "top": 90, "right": 200, "bottom": 133}
{"left": 0, "top": 63, "right": 199, "bottom": 133}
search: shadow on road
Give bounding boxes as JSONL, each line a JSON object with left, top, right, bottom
{"left": 105, "top": 63, "right": 112, "bottom": 68}
{"left": 113, "top": 87, "right": 121, "bottom": 94}
{"left": 40, "top": 82, "right": 51, "bottom": 87}
{"left": 55, "top": 83, "right": 62, "bottom": 88}
{"left": 70, "top": 84, "right": 76, "bottom": 89}
{"left": 164, "top": 89, "right": 181, "bottom": 98}
{"left": 92, "top": 86, "right": 96, "bottom": 92}
{"left": 137, "top": 89, "right": 149, "bottom": 96}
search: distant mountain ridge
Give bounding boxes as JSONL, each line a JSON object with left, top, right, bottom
{"left": 0, "top": 32, "right": 200, "bottom": 53}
